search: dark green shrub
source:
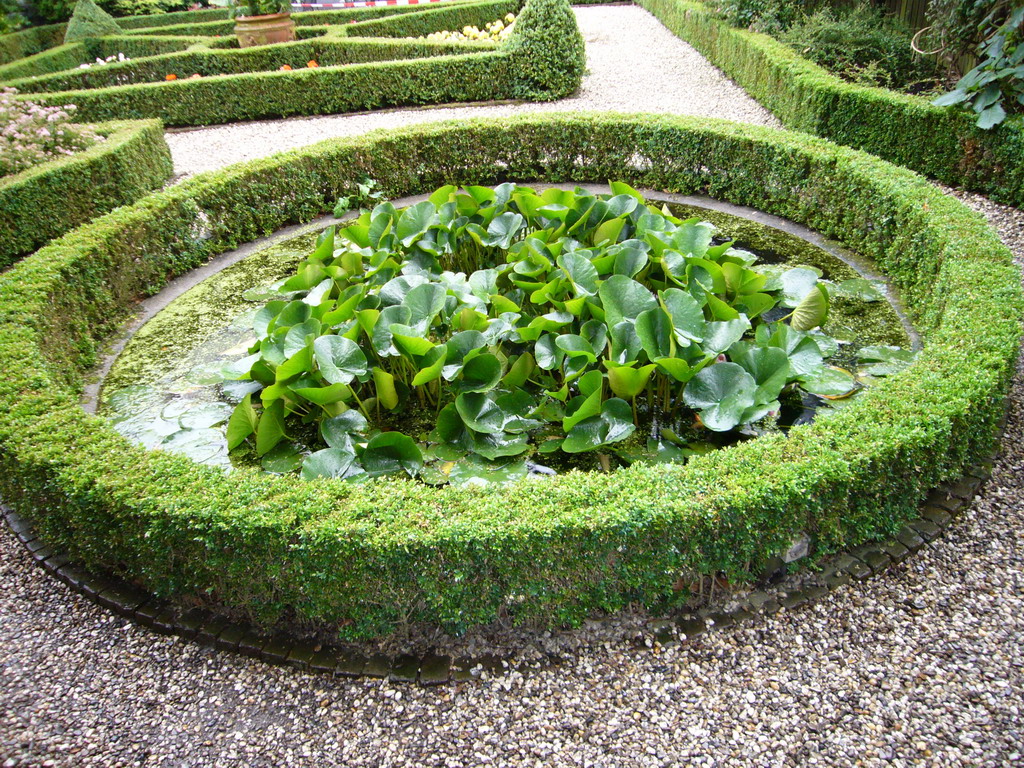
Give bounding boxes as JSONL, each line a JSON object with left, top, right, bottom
{"left": 65, "top": 0, "right": 124, "bottom": 41}
{"left": 780, "top": 5, "right": 939, "bottom": 91}
{"left": 718, "top": 0, "right": 804, "bottom": 34}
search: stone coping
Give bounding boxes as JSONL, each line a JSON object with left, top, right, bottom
{"left": 2, "top": 444, "right": 997, "bottom": 685}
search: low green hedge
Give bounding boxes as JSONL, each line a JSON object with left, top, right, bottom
{"left": 0, "top": 23, "right": 66, "bottom": 66}
{"left": 0, "top": 118, "right": 171, "bottom": 269}
{"left": 0, "top": 114, "right": 1018, "bottom": 639}
{"left": 3, "top": 0, "right": 583, "bottom": 126}
{"left": 636, "top": 0, "right": 1024, "bottom": 208}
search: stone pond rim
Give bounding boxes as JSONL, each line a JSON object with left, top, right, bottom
{"left": 0, "top": 113, "right": 1018, "bottom": 641}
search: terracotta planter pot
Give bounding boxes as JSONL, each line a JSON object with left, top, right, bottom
{"left": 234, "top": 12, "right": 296, "bottom": 48}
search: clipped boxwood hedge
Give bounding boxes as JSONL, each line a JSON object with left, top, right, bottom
{"left": 2, "top": 0, "right": 584, "bottom": 126}
{"left": 0, "top": 114, "right": 1019, "bottom": 639}
{"left": 636, "top": 0, "right": 1024, "bottom": 208}
{"left": 0, "top": 118, "right": 171, "bottom": 269}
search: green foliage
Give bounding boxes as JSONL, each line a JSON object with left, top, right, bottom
{"left": 221, "top": 183, "right": 897, "bottom": 482}
{"left": 0, "top": 0, "right": 26, "bottom": 35}
{"left": 0, "top": 114, "right": 1018, "bottom": 639}
{"left": 933, "top": 1, "right": 1024, "bottom": 129}
{"left": 637, "top": 0, "right": 1024, "bottom": 207}
{"left": 779, "top": 5, "right": 939, "bottom": 91}
{"left": 1, "top": 0, "right": 584, "bottom": 126}
{"left": 717, "top": 0, "right": 804, "bottom": 34}
{"left": 0, "top": 118, "right": 171, "bottom": 268}
{"left": 65, "top": 0, "right": 124, "bottom": 42}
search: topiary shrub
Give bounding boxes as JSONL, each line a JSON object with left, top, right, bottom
{"left": 64, "top": 0, "right": 124, "bottom": 42}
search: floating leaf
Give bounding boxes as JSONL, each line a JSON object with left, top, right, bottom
{"left": 360, "top": 432, "right": 423, "bottom": 477}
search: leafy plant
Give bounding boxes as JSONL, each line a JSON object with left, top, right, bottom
{"left": 932, "top": 0, "right": 1024, "bottom": 129}
{"left": 216, "top": 183, "right": 909, "bottom": 484}
{"left": 0, "top": 88, "right": 103, "bottom": 178}
{"left": 208, "top": 0, "right": 289, "bottom": 19}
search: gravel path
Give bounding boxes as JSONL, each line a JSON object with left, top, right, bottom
{"left": 164, "top": 5, "right": 780, "bottom": 179}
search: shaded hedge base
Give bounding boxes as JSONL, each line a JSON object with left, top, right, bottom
{"left": 2, "top": 442, "right": 1000, "bottom": 684}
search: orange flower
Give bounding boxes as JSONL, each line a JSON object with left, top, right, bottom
{"left": 279, "top": 64, "right": 292, "bottom": 71}
{"left": 165, "top": 73, "right": 177, "bottom": 81}
{"left": 307, "top": 60, "right": 318, "bottom": 68}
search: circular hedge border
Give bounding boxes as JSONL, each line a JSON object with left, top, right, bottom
{"left": 0, "top": 113, "right": 1019, "bottom": 640}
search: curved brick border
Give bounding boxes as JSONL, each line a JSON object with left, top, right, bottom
{"left": 2, "top": 421, "right": 1000, "bottom": 684}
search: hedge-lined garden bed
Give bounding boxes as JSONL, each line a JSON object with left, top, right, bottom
{"left": 0, "top": 114, "right": 1019, "bottom": 640}
{"left": 636, "top": 0, "right": 1024, "bottom": 208}
{"left": 0, "top": 118, "right": 171, "bottom": 269}
{"left": 0, "top": 0, "right": 584, "bottom": 126}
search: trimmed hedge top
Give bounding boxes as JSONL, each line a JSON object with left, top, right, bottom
{"left": 0, "top": 0, "right": 584, "bottom": 126}
{"left": 0, "top": 114, "right": 1019, "bottom": 639}
{"left": 636, "top": 0, "right": 1024, "bottom": 208}
{"left": 0, "top": 118, "right": 171, "bottom": 268}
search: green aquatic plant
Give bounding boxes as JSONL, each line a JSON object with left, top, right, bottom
{"left": 215, "top": 182, "right": 910, "bottom": 483}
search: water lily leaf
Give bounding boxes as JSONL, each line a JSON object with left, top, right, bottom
{"left": 443, "top": 331, "right": 487, "bottom": 379}
{"left": 161, "top": 428, "right": 225, "bottom": 465}
{"left": 790, "top": 284, "right": 829, "bottom": 331}
{"left": 448, "top": 455, "right": 528, "bottom": 487}
{"left": 562, "top": 398, "right": 635, "bottom": 453}
{"left": 292, "top": 383, "right": 351, "bottom": 407}
{"left": 563, "top": 388, "right": 604, "bottom": 432}
{"left": 555, "top": 334, "right": 597, "bottom": 362}
{"left": 275, "top": 345, "right": 313, "bottom": 383}
{"left": 255, "top": 399, "right": 286, "bottom": 456}
{"left": 404, "top": 282, "right": 446, "bottom": 326}
{"left": 284, "top": 319, "right": 321, "bottom": 358}
{"left": 391, "top": 329, "right": 435, "bottom": 358}
{"left": 271, "top": 300, "right": 312, "bottom": 334}
{"left": 535, "top": 334, "right": 563, "bottom": 371}
{"left": 484, "top": 212, "right": 525, "bottom": 249}
{"left": 672, "top": 221, "right": 714, "bottom": 257}
{"left": 321, "top": 410, "right": 368, "bottom": 448}
{"left": 254, "top": 301, "right": 286, "bottom": 338}
{"left": 832, "top": 278, "right": 885, "bottom": 302}
{"left": 778, "top": 268, "right": 821, "bottom": 308}
{"left": 617, "top": 439, "right": 690, "bottom": 465}
{"left": 261, "top": 442, "right": 305, "bottom": 474}
{"left": 600, "top": 275, "right": 657, "bottom": 327}
{"left": 301, "top": 447, "right": 361, "bottom": 480}
{"left": 396, "top": 200, "right": 438, "bottom": 247}
{"left": 605, "top": 362, "right": 656, "bottom": 400}
{"left": 360, "top": 432, "right": 423, "bottom": 477}
{"left": 654, "top": 356, "right": 693, "bottom": 383}
{"left": 226, "top": 393, "right": 259, "bottom": 450}
{"left": 179, "top": 402, "right": 233, "bottom": 430}
{"left": 766, "top": 324, "right": 823, "bottom": 376}
{"left": 373, "top": 368, "right": 399, "bottom": 409}
{"left": 801, "top": 366, "right": 859, "bottom": 398}
{"left": 635, "top": 307, "right": 674, "bottom": 359}
{"left": 612, "top": 244, "right": 649, "bottom": 277}
{"left": 659, "top": 288, "right": 704, "bottom": 343}
{"left": 557, "top": 251, "right": 599, "bottom": 297}
{"left": 683, "top": 362, "right": 757, "bottom": 432}
{"left": 703, "top": 316, "right": 751, "bottom": 355}
{"left": 502, "top": 352, "right": 535, "bottom": 388}
{"left": 371, "top": 305, "right": 411, "bottom": 356}
{"left": 733, "top": 346, "right": 790, "bottom": 403}
{"left": 221, "top": 353, "right": 261, "bottom": 381}
{"left": 609, "top": 320, "right": 643, "bottom": 364}
{"left": 857, "top": 345, "right": 917, "bottom": 376}
{"left": 705, "top": 293, "right": 741, "bottom": 322}
{"left": 458, "top": 353, "right": 503, "bottom": 393}
{"left": 313, "top": 336, "right": 368, "bottom": 385}
{"left": 411, "top": 345, "right": 448, "bottom": 386}
{"left": 456, "top": 392, "right": 507, "bottom": 434}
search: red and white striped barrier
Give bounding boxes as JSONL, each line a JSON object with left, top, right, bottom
{"left": 291, "top": 0, "right": 447, "bottom": 9}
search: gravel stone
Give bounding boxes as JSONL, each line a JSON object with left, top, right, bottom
{"left": 164, "top": 6, "right": 780, "bottom": 179}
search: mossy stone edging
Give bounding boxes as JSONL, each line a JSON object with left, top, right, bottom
{"left": 1, "top": 448, "right": 1000, "bottom": 683}
{"left": 635, "top": 0, "right": 1024, "bottom": 208}
{"left": 1, "top": 0, "right": 584, "bottom": 126}
{"left": 0, "top": 113, "right": 1020, "bottom": 642}
{"left": 0, "top": 118, "right": 172, "bottom": 269}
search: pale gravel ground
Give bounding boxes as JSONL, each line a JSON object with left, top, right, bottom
{"left": 165, "top": 5, "right": 781, "bottom": 179}
{"left": 4, "top": 9, "right": 1024, "bottom": 768}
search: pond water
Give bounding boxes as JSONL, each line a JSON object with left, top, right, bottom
{"left": 96, "top": 196, "right": 915, "bottom": 477}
